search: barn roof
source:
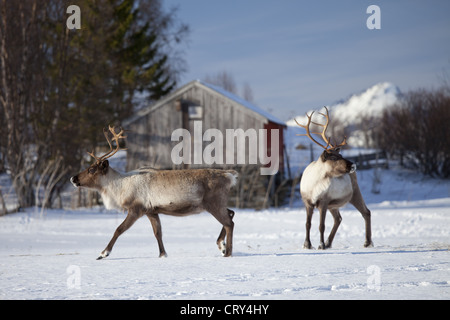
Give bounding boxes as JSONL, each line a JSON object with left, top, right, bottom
{"left": 124, "top": 80, "right": 286, "bottom": 126}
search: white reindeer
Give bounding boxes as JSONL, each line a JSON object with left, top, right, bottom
{"left": 70, "top": 126, "right": 238, "bottom": 259}
{"left": 295, "top": 108, "right": 373, "bottom": 249}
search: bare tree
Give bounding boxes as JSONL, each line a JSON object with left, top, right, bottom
{"left": 204, "top": 71, "right": 257, "bottom": 104}
{"left": 204, "top": 71, "right": 238, "bottom": 94}
{"left": 242, "top": 82, "right": 255, "bottom": 103}
{"left": 0, "top": 0, "right": 45, "bottom": 207}
{"left": 375, "top": 88, "right": 450, "bottom": 178}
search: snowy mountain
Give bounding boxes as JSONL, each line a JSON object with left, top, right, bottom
{"left": 328, "top": 82, "right": 401, "bottom": 127}
{"left": 287, "top": 82, "right": 402, "bottom": 148}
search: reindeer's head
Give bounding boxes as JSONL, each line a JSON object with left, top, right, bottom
{"left": 295, "top": 107, "right": 356, "bottom": 177}
{"left": 70, "top": 126, "right": 126, "bottom": 189}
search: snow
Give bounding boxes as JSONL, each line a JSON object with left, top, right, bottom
{"left": 328, "top": 82, "right": 401, "bottom": 127}
{"left": 1, "top": 166, "right": 449, "bottom": 300}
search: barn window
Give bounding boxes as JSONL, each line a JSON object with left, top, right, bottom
{"left": 188, "top": 105, "right": 203, "bottom": 120}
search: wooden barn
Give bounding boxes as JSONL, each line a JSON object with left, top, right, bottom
{"left": 123, "top": 80, "right": 287, "bottom": 208}
{"left": 124, "top": 80, "right": 286, "bottom": 173}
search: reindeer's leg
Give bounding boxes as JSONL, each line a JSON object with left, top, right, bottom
{"left": 303, "top": 205, "right": 314, "bottom": 249}
{"left": 97, "top": 210, "right": 141, "bottom": 260}
{"left": 318, "top": 204, "right": 328, "bottom": 250}
{"left": 349, "top": 173, "right": 373, "bottom": 247}
{"left": 350, "top": 199, "right": 373, "bottom": 248}
{"left": 350, "top": 196, "right": 373, "bottom": 248}
{"left": 146, "top": 213, "right": 167, "bottom": 258}
{"left": 209, "top": 208, "right": 234, "bottom": 257}
{"left": 325, "top": 208, "right": 342, "bottom": 249}
{"left": 216, "top": 209, "right": 234, "bottom": 256}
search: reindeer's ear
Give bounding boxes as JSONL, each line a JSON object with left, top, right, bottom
{"left": 99, "top": 160, "right": 109, "bottom": 174}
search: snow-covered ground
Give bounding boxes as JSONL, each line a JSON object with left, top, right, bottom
{"left": 0, "top": 165, "right": 449, "bottom": 300}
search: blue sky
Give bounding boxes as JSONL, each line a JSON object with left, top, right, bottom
{"left": 164, "top": 0, "right": 450, "bottom": 121}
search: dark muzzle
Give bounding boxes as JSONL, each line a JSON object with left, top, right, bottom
{"left": 347, "top": 161, "right": 356, "bottom": 173}
{"left": 70, "top": 176, "right": 80, "bottom": 188}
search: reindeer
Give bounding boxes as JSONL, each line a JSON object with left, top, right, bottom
{"left": 70, "top": 126, "right": 238, "bottom": 259}
{"left": 295, "top": 107, "right": 373, "bottom": 249}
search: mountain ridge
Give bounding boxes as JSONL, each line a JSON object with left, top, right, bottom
{"left": 287, "top": 82, "right": 403, "bottom": 147}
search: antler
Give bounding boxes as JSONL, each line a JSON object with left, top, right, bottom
{"left": 87, "top": 125, "right": 127, "bottom": 163}
{"left": 295, "top": 107, "right": 346, "bottom": 151}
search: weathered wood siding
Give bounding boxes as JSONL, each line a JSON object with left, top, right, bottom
{"left": 126, "top": 100, "right": 182, "bottom": 170}
{"left": 126, "top": 81, "right": 278, "bottom": 172}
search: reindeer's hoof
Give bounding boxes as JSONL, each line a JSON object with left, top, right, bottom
{"left": 223, "top": 250, "right": 232, "bottom": 257}
{"left": 218, "top": 241, "right": 232, "bottom": 257}
{"left": 303, "top": 241, "right": 313, "bottom": 249}
{"left": 318, "top": 242, "right": 326, "bottom": 250}
{"left": 364, "top": 241, "right": 374, "bottom": 248}
{"left": 96, "top": 250, "right": 110, "bottom": 260}
{"left": 159, "top": 252, "right": 168, "bottom": 258}
{"left": 218, "top": 240, "right": 226, "bottom": 256}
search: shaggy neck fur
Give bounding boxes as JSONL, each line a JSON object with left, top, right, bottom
{"left": 99, "top": 168, "right": 128, "bottom": 210}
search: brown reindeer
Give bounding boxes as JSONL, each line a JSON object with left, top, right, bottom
{"left": 70, "top": 126, "right": 238, "bottom": 259}
{"left": 295, "top": 107, "right": 373, "bottom": 249}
